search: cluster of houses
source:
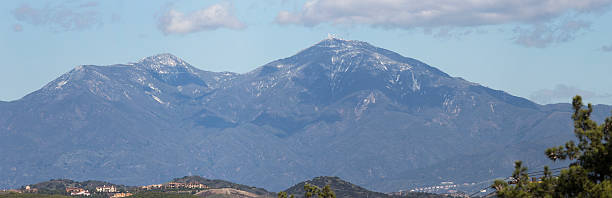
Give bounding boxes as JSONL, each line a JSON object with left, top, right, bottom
{"left": 389, "top": 181, "right": 460, "bottom": 195}
{"left": 141, "top": 182, "right": 208, "bottom": 190}
{"left": 64, "top": 185, "right": 132, "bottom": 197}
{"left": 2, "top": 182, "right": 207, "bottom": 197}
{"left": 109, "top": 192, "right": 133, "bottom": 198}
{"left": 408, "top": 184, "right": 458, "bottom": 193}
{"left": 0, "top": 185, "right": 39, "bottom": 194}
{"left": 66, "top": 187, "right": 91, "bottom": 196}
{"left": 96, "top": 185, "right": 117, "bottom": 193}
{"left": 23, "top": 185, "right": 38, "bottom": 193}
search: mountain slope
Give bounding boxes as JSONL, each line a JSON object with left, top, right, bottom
{"left": 1, "top": 38, "right": 610, "bottom": 192}
{"left": 284, "top": 176, "right": 395, "bottom": 198}
{"left": 282, "top": 176, "right": 457, "bottom": 198}
{"left": 173, "top": 176, "right": 273, "bottom": 197}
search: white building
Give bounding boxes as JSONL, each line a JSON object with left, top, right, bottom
{"left": 96, "top": 185, "right": 117, "bottom": 193}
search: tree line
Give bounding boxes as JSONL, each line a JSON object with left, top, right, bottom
{"left": 278, "top": 183, "right": 336, "bottom": 198}
{"left": 493, "top": 96, "right": 612, "bottom": 197}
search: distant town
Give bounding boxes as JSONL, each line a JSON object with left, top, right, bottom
{"left": 1, "top": 180, "right": 213, "bottom": 198}
{"left": 0, "top": 176, "right": 463, "bottom": 198}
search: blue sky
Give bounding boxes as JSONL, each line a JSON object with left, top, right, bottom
{"left": 1, "top": 0, "right": 612, "bottom": 104}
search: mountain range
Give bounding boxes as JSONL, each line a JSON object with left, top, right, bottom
{"left": 1, "top": 38, "right": 610, "bottom": 192}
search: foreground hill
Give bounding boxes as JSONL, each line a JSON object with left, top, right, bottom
{"left": 2, "top": 176, "right": 445, "bottom": 198}
{"left": 5, "top": 176, "right": 270, "bottom": 198}
{"left": 172, "top": 176, "right": 273, "bottom": 197}
{"left": 283, "top": 176, "right": 447, "bottom": 198}
{"left": 0, "top": 193, "right": 70, "bottom": 198}
{"left": 1, "top": 38, "right": 611, "bottom": 192}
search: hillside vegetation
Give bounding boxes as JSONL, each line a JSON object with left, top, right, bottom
{"left": 493, "top": 96, "right": 612, "bottom": 197}
{"left": 283, "top": 176, "right": 452, "bottom": 198}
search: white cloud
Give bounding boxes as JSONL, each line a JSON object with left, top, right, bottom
{"left": 157, "top": 3, "right": 246, "bottom": 35}
{"left": 513, "top": 20, "right": 591, "bottom": 48}
{"left": 277, "top": 0, "right": 610, "bottom": 27}
{"left": 529, "top": 84, "right": 612, "bottom": 104}
{"left": 276, "top": 0, "right": 612, "bottom": 47}
{"left": 12, "top": 1, "right": 104, "bottom": 32}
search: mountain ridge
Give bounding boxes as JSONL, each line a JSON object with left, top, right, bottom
{"left": 1, "top": 38, "right": 610, "bottom": 192}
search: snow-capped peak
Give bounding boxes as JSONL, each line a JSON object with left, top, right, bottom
{"left": 313, "top": 36, "right": 374, "bottom": 49}
{"left": 138, "top": 53, "right": 189, "bottom": 67}
{"left": 326, "top": 33, "right": 344, "bottom": 40}
{"left": 135, "top": 53, "right": 198, "bottom": 74}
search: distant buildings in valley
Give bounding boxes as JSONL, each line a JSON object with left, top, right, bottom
{"left": 23, "top": 185, "right": 38, "bottom": 193}
{"left": 2, "top": 185, "right": 40, "bottom": 194}
{"left": 408, "top": 182, "right": 457, "bottom": 193}
{"left": 3, "top": 181, "right": 208, "bottom": 197}
{"left": 141, "top": 182, "right": 208, "bottom": 190}
{"left": 110, "top": 192, "right": 133, "bottom": 198}
{"left": 67, "top": 185, "right": 133, "bottom": 197}
{"left": 71, "top": 190, "right": 91, "bottom": 196}
{"left": 141, "top": 184, "right": 163, "bottom": 190}
{"left": 96, "top": 185, "right": 118, "bottom": 193}
{"left": 66, "top": 187, "right": 90, "bottom": 196}
{"left": 390, "top": 181, "right": 461, "bottom": 195}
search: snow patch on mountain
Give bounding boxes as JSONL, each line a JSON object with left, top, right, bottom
{"left": 148, "top": 83, "right": 161, "bottom": 93}
{"left": 136, "top": 53, "right": 199, "bottom": 74}
{"left": 151, "top": 95, "right": 164, "bottom": 104}
{"left": 55, "top": 80, "right": 68, "bottom": 89}
{"left": 410, "top": 71, "right": 420, "bottom": 91}
{"left": 139, "top": 53, "right": 187, "bottom": 67}
{"left": 355, "top": 92, "right": 377, "bottom": 119}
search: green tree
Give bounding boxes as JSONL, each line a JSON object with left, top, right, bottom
{"left": 303, "top": 183, "right": 335, "bottom": 198}
{"left": 493, "top": 161, "right": 533, "bottom": 197}
{"left": 319, "top": 185, "right": 336, "bottom": 198}
{"left": 304, "top": 183, "right": 320, "bottom": 198}
{"left": 546, "top": 95, "right": 612, "bottom": 197}
{"left": 493, "top": 95, "right": 612, "bottom": 197}
{"left": 277, "top": 191, "right": 295, "bottom": 198}
{"left": 532, "top": 166, "right": 555, "bottom": 197}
